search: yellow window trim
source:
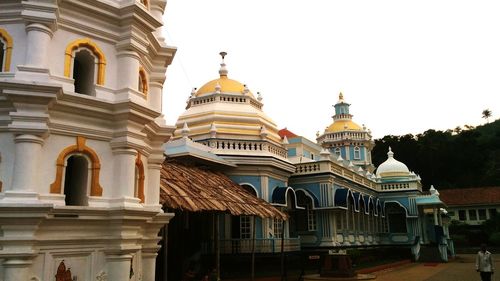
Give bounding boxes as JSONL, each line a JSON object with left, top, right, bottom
{"left": 50, "top": 136, "right": 103, "bottom": 197}
{"left": 0, "top": 28, "right": 13, "bottom": 72}
{"left": 135, "top": 151, "right": 145, "bottom": 203}
{"left": 139, "top": 66, "right": 148, "bottom": 96}
{"left": 64, "top": 38, "right": 106, "bottom": 85}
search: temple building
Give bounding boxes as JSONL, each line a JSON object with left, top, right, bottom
{"left": 0, "top": 1, "right": 175, "bottom": 280}
{"left": 160, "top": 53, "right": 454, "bottom": 279}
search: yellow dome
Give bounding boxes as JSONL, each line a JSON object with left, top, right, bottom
{"left": 196, "top": 76, "right": 253, "bottom": 97}
{"left": 325, "top": 120, "right": 362, "bottom": 133}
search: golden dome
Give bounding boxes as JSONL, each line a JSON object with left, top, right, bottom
{"left": 325, "top": 120, "right": 362, "bottom": 133}
{"left": 196, "top": 76, "right": 254, "bottom": 97}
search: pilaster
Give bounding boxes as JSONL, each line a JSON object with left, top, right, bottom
{"left": 3, "top": 135, "right": 44, "bottom": 202}
{"left": 111, "top": 148, "right": 141, "bottom": 208}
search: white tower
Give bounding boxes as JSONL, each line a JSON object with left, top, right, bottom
{"left": 0, "top": 1, "right": 175, "bottom": 280}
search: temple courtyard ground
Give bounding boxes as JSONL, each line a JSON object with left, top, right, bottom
{"left": 373, "top": 254, "right": 500, "bottom": 281}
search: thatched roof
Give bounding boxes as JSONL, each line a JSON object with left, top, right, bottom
{"left": 160, "top": 159, "right": 287, "bottom": 220}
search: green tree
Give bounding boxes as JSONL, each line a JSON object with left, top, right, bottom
{"left": 372, "top": 119, "right": 500, "bottom": 189}
{"left": 482, "top": 109, "right": 492, "bottom": 123}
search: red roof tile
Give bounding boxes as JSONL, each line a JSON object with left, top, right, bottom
{"left": 278, "top": 128, "right": 298, "bottom": 139}
{"left": 439, "top": 187, "right": 500, "bottom": 206}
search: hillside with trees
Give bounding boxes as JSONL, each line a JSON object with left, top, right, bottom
{"left": 372, "top": 119, "right": 500, "bottom": 190}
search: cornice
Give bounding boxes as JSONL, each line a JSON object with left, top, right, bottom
{"left": 21, "top": 0, "right": 59, "bottom": 31}
{"left": 220, "top": 155, "right": 296, "bottom": 174}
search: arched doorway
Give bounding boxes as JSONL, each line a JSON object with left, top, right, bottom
{"left": 385, "top": 202, "right": 408, "bottom": 233}
{"left": 64, "top": 154, "right": 89, "bottom": 206}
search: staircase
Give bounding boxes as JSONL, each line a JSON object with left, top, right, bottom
{"left": 418, "top": 245, "right": 444, "bottom": 262}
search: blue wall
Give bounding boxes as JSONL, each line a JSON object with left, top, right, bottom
{"left": 288, "top": 147, "right": 297, "bottom": 157}
{"left": 268, "top": 177, "right": 286, "bottom": 202}
{"left": 230, "top": 175, "right": 261, "bottom": 197}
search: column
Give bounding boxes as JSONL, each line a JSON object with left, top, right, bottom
{"left": 332, "top": 211, "right": 337, "bottom": 245}
{"left": 433, "top": 208, "right": 439, "bottom": 226}
{"left": 112, "top": 148, "right": 139, "bottom": 207}
{"left": 106, "top": 254, "right": 133, "bottom": 281}
{"left": 2, "top": 259, "right": 32, "bottom": 281}
{"left": 116, "top": 50, "right": 140, "bottom": 92}
{"left": 24, "top": 23, "right": 53, "bottom": 69}
{"left": 148, "top": 81, "right": 163, "bottom": 112}
{"left": 142, "top": 253, "right": 158, "bottom": 281}
{"left": 149, "top": 4, "right": 165, "bottom": 39}
{"left": 5, "top": 134, "right": 44, "bottom": 200}
{"left": 145, "top": 161, "right": 162, "bottom": 208}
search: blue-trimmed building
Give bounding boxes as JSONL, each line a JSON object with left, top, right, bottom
{"left": 169, "top": 55, "right": 453, "bottom": 262}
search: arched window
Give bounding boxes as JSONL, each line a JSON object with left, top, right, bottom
{"left": 135, "top": 152, "right": 145, "bottom": 203}
{"left": 51, "top": 136, "right": 103, "bottom": 200}
{"left": 353, "top": 146, "right": 361, "bottom": 160}
{"left": 73, "top": 49, "right": 95, "bottom": 95}
{"left": 64, "top": 38, "right": 106, "bottom": 94}
{"left": 0, "top": 28, "right": 13, "bottom": 72}
{"left": 386, "top": 202, "right": 407, "bottom": 233}
{"left": 64, "top": 154, "right": 89, "bottom": 206}
{"left": 138, "top": 67, "right": 148, "bottom": 95}
{"left": 296, "top": 190, "right": 316, "bottom": 232}
{"left": 233, "top": 184, "right": 257, "bottom": 240}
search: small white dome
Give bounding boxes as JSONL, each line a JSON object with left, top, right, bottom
{"left": 376, "top": 147, "right": 410, "bottom": 178}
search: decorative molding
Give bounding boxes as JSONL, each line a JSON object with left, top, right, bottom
{"left": 50, "top": 136, "right": 103, "bottom": 196}
{"left": 96, "top": 271, "right": 107, "bottom": 281}
{"left": 0, "top": 28, "right": 13, "bottom": 72}
{"left": 64, "top": 38, "right": 106, "bottom": 85}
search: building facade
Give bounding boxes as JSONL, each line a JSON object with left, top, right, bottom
{"left": 172, "top": 55, "right": 452, "bottom": 261}
{"left": 439, "top": 187, "right": 500, "bottom": 225}
{"left": 0, "top": 1, "right": 175, "bottom": 280}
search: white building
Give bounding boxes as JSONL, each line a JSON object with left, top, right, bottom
{"left": 0, "top": 1, "right": 175, "bottom": 280}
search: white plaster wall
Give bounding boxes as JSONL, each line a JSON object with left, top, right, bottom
{"left": 1, "top": 23, "right": 27, "bottom": 70}
{"left": 0, "top": 133, "right": 15, "bottom": 192}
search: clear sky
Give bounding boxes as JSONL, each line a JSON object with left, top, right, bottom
{"left": 162, "top": 0, "right": 500, "bottom": 140}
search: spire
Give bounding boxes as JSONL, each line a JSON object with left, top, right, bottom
{"left": 338, "top": 92, "right": 344, "bottom": 102}
{"left": 320, "top": 148, "right": 331, "bottom": 160}
{"left": 219, "top": 51, "right": 228, "bottom": 77}
{"left": 260, "top": 125, "right": 268, "bottom": 139}
{"left": 387, "top": 147, "right": 394, "bottom": 158}
{"left": 215, "top": 82, "right": 221, "bottom": 94}
{"left": 210, "top": 122, "right": 217, "bottom": 138}
{"left": 181, "top": 122, "right": 190, "bottom": 138}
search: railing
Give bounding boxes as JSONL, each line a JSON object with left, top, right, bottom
{"left": 294, "top": 161, "right": 377, "bottom": 190}
{"left": 202, "top": 139, "right": 288, "bottom": 159}
{"left": 202, "top": 238, "right": 301, "bottom": 254}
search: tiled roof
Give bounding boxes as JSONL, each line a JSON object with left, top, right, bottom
{"left": 278, "top": 128, "right": 298, "bottom": 139}
{"left": 439, "top": 187, "right": 500, "bottom": 206}
{"left": 160, "top": 159, "right": 287, "bottom": 219}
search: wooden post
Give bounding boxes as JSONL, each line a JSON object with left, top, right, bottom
{"left": 280, "top": 219, "right": 285, "bottom": 281}
{"left": 215, "top": 213, "right": 220, "bottom": 281}
{"left": 251, "top": 216, "right": 257, "bottom": 281}
{"left": 163, "top": 224, "right": 168, "bottom": 281}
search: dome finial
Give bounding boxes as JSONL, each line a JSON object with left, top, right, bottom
{"left": 338, "top": 92, "right": 344, "bottom": 102}
{"left": 181, "top": 122, "right": 191, "bottom": 138}
{"left": 387, "top": 146, "right": 394, "bottom": 158}
{"left": 219, "top": 51, "right": 228, "bottom": 77}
